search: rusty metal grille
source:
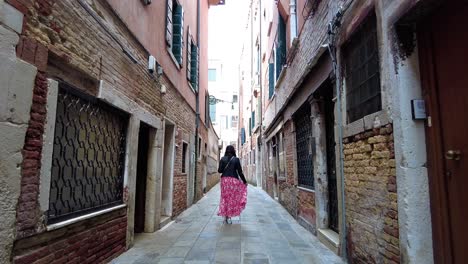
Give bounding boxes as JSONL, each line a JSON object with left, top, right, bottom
{"left": 294, "top": 104, "right": 314, "bottom": 189}
{"left": 344, "top": 14, "right": 381, "bottom": 123}
{"left": 48, "top": 85, "right": 128, "bottom": 224}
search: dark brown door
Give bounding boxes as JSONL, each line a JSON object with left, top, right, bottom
{"left": 419, "top": 2, "right": 468, "bottom": 263}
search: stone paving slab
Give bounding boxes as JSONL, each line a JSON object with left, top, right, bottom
{"left": 111, "top": 184, "right": 344, "bottom": 264}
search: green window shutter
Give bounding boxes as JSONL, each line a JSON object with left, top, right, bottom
{"left": 252, "top": 111, "right": 255, "bottom": 129}
{"left": 241, "top": 128, "right": 246, "bottom": 145}
{"left": 191, "top": 45, "right": 198, "bottom": 91}
{"left": 187, "top": 31, "right": 192, "bottom": 81}
{"left": 249, "top": 118, "right": 252, "bottom": 136}
{"left": 172, "top": 5, "right": 184, "bottom": 65}
{"left": 166, "top": 0, "right": 173, "bottom": 47}
{"left": 269, "top": 63, "right": 274, "bottom": 98}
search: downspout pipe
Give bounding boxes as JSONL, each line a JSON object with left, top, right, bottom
{"left": 194, "top": 0, "right": 201, "bottom": 201}
{"left": 289, "top": 0, "right": 298, "bottom": 44}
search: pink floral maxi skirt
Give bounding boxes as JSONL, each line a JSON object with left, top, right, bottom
{"left": 217, "top": 177, "right": 247, "bottom": 217}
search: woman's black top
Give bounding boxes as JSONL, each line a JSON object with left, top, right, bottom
{"left": 218, "top": 156, "right": 247, "bottom": 184}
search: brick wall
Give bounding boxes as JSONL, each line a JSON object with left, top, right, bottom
{"left": 8, "top": 0, "right": 205, "bottom": 261}
{"left": 344, "top": 124, "right": 399, "bottom": 263}
{"left": 298, "top": 189, "right": 316, "bottom": 232}
{"left": 172, "top": 129, "right": 189, "bottom": 217}
{"left": 13, "top": 210, "right": 127, "bottom": 264}
{"left": 16, "top": 71, "right": 48, "bottom": 238}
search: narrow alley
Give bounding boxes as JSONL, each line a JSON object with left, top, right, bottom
{"left": 1, "top": 0, "right": 467, "bottom": 263}
{"left": 112, "top": 185, "right": 342, "bottom": 264}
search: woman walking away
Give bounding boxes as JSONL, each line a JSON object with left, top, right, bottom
{"left": 217, "top": 145, "right": 247, "bottom": 224}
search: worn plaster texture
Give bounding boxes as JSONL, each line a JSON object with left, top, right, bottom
{"left": 311, "top": 100, "right": 329, "bottom": 230}
{"left": 0, "top": 23, "right": 37, "bottom": 263}
{"left": 124, "top": 116, "right": 141, "bottom": 248}
{"left": 38, "top": 79, "right": 58, "bottom": 212}
{"left": 391, "top": 45, "right": 434, "bottom": 263}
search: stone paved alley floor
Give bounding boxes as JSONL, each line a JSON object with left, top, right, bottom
{"left": 112, "top": 185, "right": 344, "bottom": 264}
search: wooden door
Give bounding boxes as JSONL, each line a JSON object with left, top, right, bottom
{"left": 419, "top": 2, "right": 468, "bottom": 263}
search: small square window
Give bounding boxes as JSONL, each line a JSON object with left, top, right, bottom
{"left": 208, "top": 69, "right": 217, "bottom": 81}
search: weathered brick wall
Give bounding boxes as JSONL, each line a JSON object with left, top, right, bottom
{"left": 344, "top": 124, "right": 399, "bottom": 264}
{"left": 13, "top": 209, "right": 127, "bottom": 264}
{"left": 298, "top": 189, "right": 316, "bottom": 232}
{"left": 279, "top": 120, "right": 299, "bottom": 217}
{"left": 8, "top": 0, "right": 204, "bottom": 262}
{"left": 263, "top": 0, "right": 347, "bottom": 127}
{"left": 172, "top": 129, "right": 189, "bottom": 217}
{"left": 16, "top": 71, "right": 48, "bottom": 238}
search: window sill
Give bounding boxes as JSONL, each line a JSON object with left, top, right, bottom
{"left": 47, "top": 204, "right": 127, "bottom": 231}
{"left": 188, "top": 82, "right": 197, "bottom": 93}
{"left": 343, "top": 110, "right": 390, "bottom": 138}
{"left": 297, "top": 186, "right": 315, "bottom": 193}
{"left": 268, "top": 93, "right": 276, "bottom": 101}
{"left": 274, "top": 66, "right": 287, "bottom": 90}
{"left": 167, "top": 47, "right": 182, "bottom": 70}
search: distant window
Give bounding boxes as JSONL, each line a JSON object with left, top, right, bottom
{"left": 166, "top": 0, "right": 184, "bottom": 65}
{"left": 275, "top": 14, "right": 286, "bottom": 80}
{"left": 232, "top": 95, "right": 238, "bottom": 103}
{"left": 182, "top": 142, "right": 188, "bottom": 173}
{"left": 210, "top": 104, "right": 216, "bottom": 122}
{"left": 231, "top": 116, "right": 239, "bottom": 128}
{"left": 344, "top": 13, "right": 381, "bottom": 123}
{"left": 198, "top": 138, "right": 202, "bottom": 157}
{"left": 251, "top": 111, "right": 256, "bottom": 129}
{"left": 241, "top": 128, "right": 246, "bottom": 145}
{"left": 268, "top": 62, "right": 275, "bottom": 99}
{"left": 208, "top": 69, "right": 217, "bottom": 81}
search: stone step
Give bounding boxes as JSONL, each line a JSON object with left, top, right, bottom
{"left": 318, "top": 228, "right": 340, "bottom": 255}
{"left": 159, "top": 215, "right": 172, "bottom": 229}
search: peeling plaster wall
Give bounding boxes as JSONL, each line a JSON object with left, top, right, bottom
{"left": 0, "top": 9, "right": 37, "bottom": 263}
{"left": 389, "top": 35, "right": 434, "bottom": 264}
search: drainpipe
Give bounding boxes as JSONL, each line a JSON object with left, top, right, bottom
{"left": 289, "top": 0, "right": 297, "bottom": 45}
{"left": 258, "top": 0, "right": 263, "bottom": 188}
{"left": 194, "top": 0, "right": 201, "bottom": 201}
{"left": 326, "top": 2, "right": 353, "bottom": 260}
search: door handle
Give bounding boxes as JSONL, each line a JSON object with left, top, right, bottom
{"left": 445, "top": 150, "right": 461, "bottom": 161}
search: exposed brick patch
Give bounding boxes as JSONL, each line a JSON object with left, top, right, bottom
{"left": 344, "top": 124, "right": 400, "bottom": 263}
{"left": 13, "top": 214, "right": 127, "bottom": 264}
{"left": 16, "top": 37, "right": 48, "bottom": 71}
{"left": 16, "top": 72, "right": 48, "bottom": 238}
{"left": 6, "top": 0, "right": 31, "bottom": 14}
{"left": 298, "top": 189, "right": 316, "bottom": 231}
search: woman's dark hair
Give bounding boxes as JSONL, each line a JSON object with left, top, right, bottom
{"left": 224, "top": 145, "right": 237, "bottom": 157}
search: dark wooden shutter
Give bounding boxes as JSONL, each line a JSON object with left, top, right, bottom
{"left": 166, "top": 0, "right": 173, "bottom": 47}
{"left": 241, "top": 128, "right": 246, "bottom": 145}
{"left": 269, "top": 63, "right": 274, "bottom": 98}
{"left": 276, "top": 15, "right": 286, "bottom": 79}
{"left": 191, "top": 45, "right": 199, "bottom": 91}
{"left": 180, "top": 7, "right": 184, "bottom": 66}
{"left": 252, "top": 111, "right": 255, "bottom": 129}
{"left": 172, "top": 4, "right": 183, "bottom": 64}
{"left": 187, "top": 30, "right": 192, "bottom": 81}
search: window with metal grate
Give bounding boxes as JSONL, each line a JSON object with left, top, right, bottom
{"left": 343, "top": 13, "right": 381, "bottom": 123}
